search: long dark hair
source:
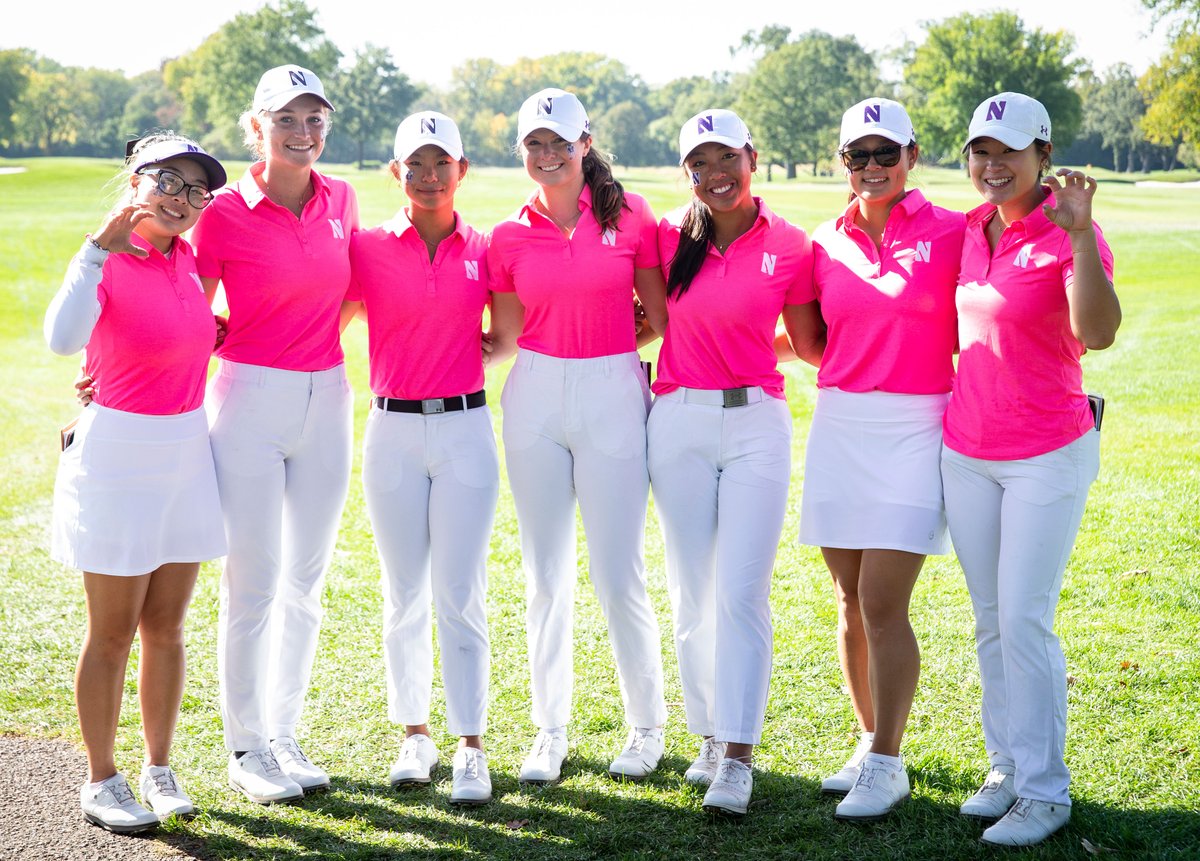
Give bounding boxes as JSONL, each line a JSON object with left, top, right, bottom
{"left": 665, "top": 199, "right": 713, "bottom": 300}
{"left": 582, "top": 143, "right": 628, "bottom": 234}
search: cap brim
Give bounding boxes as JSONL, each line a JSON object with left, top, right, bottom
{"left": 258, "top": 90, "right": 336, "bottom": 113}
{"left": 679, "top": 134, "right": 749, "bottom": 164}
{"left": 395, "top": 142, "right": 464, "bottom": 163}
{"left": 140, "top": 153, "right": 227, "bottom": 190}
{"left": 519, "top": 120, "right": 585, "bottom": 143}
{"left": 840, "top": 128, "right": 910, "bottom": 150}
{"left": 962, "top": 126, "right": 1035, "bottom": 153}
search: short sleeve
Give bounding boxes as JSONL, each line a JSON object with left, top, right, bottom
{"left": 784, "top": 227, "right": 817, "bottom": 306}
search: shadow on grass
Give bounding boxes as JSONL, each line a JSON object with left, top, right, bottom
{"left": 154, "top": 756, "right": 1200, "bottom": 861}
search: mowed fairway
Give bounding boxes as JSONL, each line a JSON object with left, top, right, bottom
{"left": 1, "top": 157, "right": 1197, "bottom": 860}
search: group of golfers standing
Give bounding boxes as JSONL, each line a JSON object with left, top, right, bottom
{"left": 44, "top": 60, "right": 1119, "bottom": 849}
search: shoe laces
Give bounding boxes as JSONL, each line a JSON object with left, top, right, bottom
{"left": 461, "top": 750, "right": 480, "bottom": 780}
{"left": 106, "top": 778, "right": 136, "bottom": 805}
{"left": 853, "top": 763, "right": 884, "bottom": 791}
{"left": 534, "top": 731, "right": 558, "bottom": 758}
{"left": 981, "top": 770, "right": 1010, "bottom": 794}
{"left": 148, "top": 769, "right": 178, "bottom": 795}
{"left": 713, "top": 759, "right": 750, "bottom": 789}
{"left": 274, "top": 738, "right": 309, "bottom": 764}
{"left": 1008, "top": 797, "right": 1035, "bottom": 821}
{"left": 624, "top": 729, "right": 649, "bottom": 755}
{"left": 698, "top": 738, "right": 722, "bottom": 765}
{"left": 254, "top": 750, "right": 284, "bottom": 777}
{"left": 401, "top": 737, "right": 424, "bottom": 761}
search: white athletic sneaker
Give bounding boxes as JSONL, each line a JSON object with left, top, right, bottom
{"left": 389, "top": 733, "right": 440, "bottom": 787}
{"left": 981, "top": 797, "right": 1070, "bottom": 846}
{"left": 80, "top": 773, "right": 159, "bottom": 834}
{"left": 820, "top": 732, "right": 874, "bottom": 795}
{"left": 684, "top": 738, "right": 727, "bottom": 786}
{"left": 139, "top": 765, "right": 195, "bottom": 820}
{"left": 960, "top": 766, "right": 1018, "bottom": 820}
{"left": 228, "top": 750, "right": 304, "bottom": 804}
{"left": 702, "top": 758, "right": 753, "bottom": 817}
{"left": 608, "top": 727, "right": 665, "bottom": 780}
{"left": 270, "top": 737, "right": 331, "bottom": 793}
{"left": 449, "top": 747, "right": 493, "bottom": 806}
{"left": 834, "top": 754, "right": 910, "bottom": 820}
{"left": 519, "top": 729, "right": 568, "bottom": 785}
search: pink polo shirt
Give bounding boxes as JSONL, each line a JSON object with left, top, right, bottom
{"left": 487, "top": 185, "right": 659, "bottom": 358}
{"left": 191, "top": 162, "right": 358, "bottom": 372}
{"left": 653, "top": 198, "right": 815, "bottom": 399}
{"left": 943, "top": 191, "right": 1115, "bottom": 460}
{"left": 55, "top": 236, "right": 214, "bottom": 415}
{"left": 812, "top": 190, "right": 964, "bottom": 394}
{"left": 347, "top": 210, "right": 489, "bottom": 399}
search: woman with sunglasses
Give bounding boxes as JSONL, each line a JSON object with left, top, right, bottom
{"left": 943, "top": 93, "right": 1118, "bottom": 847}
{"left": 487, "top": 87, "right": 670, "bottom": 784}
{"left": 652, "top": 109, "right": 822, "bottom": 817}
{"left": 799, "top": 98, "right": 964, "bottom": 820}
{"left": 343, "top": 112, "right": 519, "bottom": 805}
{"left": 45, "top": 133, "right": 227, "bottom": 832}
{"left": 189, "top": 65, "right": 359, "bottom": 804}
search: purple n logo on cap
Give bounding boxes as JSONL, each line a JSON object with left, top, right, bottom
{"left": 698, "top": 115, "right": 715, "bottom": 134}
{"left": 987, "top": 101, "right": 1007, "bottom": 121}
{"left": 185, "top": 144, "right": 198, "bottom": 153}
{"left": 289, "top": 70, "right": 306, "bottom": 87}
{"left": 421, "top": 117, "right": 436, "bottom": 135}
{"left": 864, "top": 104, "right": 881, "bottom": 123}
{"left": 539, "top": 98, "right": 553, "bottom": 115}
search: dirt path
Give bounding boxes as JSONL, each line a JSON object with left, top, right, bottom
{"left": 0, "top": 735, "right": 204, "bottom": 861}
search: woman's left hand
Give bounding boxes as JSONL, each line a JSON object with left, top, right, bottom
{"left": 1042, "top": 168, "right": 1096, "bottom": 233}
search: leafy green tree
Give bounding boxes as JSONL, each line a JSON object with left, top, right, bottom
{"left": 120, "top": 71, "right": 184, "bottom": 141}
{"left": 0, "top": 49, "right": 33, "bottom": 147}
{"left": 593, "top": 100, "right": 654, "bottom": 166}
{"left": 329, "top": 45, "right": 418, "bottom": 168}
{"left": 11, "top": 62, "right": 74, "bottom": 154}
{"left": 737, "top": 32, "right": 879, "bottom": 177}
{"left": 646, "top": 74, "right": 733, "bottom": 166}
{"left": 70, "top": 68, "right": 135, "bottom": 155}
{"left": 903, "top": 11, "right": 1082, "bottom": 162}
{"left": 1082, "top": 65, "right": 1147, "bottom": 172}
{"left": 164, "top": 0, "right": 340, "bottom": 157}
{"left": 1140, "top": 29, "right": 1200, "bottom": 158}
{"left": 732, "top": 25, "right": 793, "bottom": 58}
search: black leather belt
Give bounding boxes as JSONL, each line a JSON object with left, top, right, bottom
{"left": 373, "top": 390, "right": 486, "bottom": 415}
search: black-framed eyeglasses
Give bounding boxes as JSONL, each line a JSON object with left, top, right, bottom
{"left": 137, "top": 168, "right": 214, "bottom": 209}
{"left": 840, "top": 144, "right": 905, "bottom": 171}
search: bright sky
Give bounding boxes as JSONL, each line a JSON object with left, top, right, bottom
{"left": 4, "top": 0, "right": 1169, "bottom": 86}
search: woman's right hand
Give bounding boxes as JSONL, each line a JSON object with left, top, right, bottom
{"left": 74, "top": 371, "right": 95, "bottom": 406}
{"left": 90, "top": 205, "right": 155, "bottom": 258}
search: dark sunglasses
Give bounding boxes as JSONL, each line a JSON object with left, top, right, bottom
{"left": 840, "top": 144, "right": 905, "bottom": 171}
{"left": 137, "top": 168, "right": 214, "bottom": 209}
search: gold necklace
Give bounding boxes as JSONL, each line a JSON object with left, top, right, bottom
{"left": 535, "top": 198, "right": 582, "bottom": 235}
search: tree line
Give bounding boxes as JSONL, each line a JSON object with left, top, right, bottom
{"left": 1, "top": 0, "right": 1196, "bottom": 173}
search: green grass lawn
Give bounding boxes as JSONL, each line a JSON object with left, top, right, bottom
{"left": 1, "top": 157, "right": 1197, "bottom": 860}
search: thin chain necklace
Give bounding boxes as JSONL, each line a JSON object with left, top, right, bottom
{"left": 534, "top": 197, "right": 582, "bottom": 236}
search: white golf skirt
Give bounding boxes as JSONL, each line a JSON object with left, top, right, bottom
{"left": 799, "top": 387, "right": 950, "bottom": 555}
{"left": 52, "top": 403, "right": 226, "bottom": 576}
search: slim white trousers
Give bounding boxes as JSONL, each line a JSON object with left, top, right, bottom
{"left": 363, "top": 404, "right": 498, "bottom": 736}
{"left": 207, "top": 360, "right": 353, "bottom": 751}
{"left": 941, "top": 430, "right": 1100, "bottom": 804}
{"left": 647, "top": 388, "right": 792, "bottom": 745}
{"left": 500, "top": 349, "right": 667, "bottom": 730}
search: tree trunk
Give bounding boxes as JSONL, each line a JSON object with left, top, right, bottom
{"left": 786, "top": 161, "right": 796, "bottom": 179}
{"left": 357, "top": 139, "right": 365, "bottom": 171}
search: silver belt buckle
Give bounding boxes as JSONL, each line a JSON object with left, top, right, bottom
{"left": 421, "top": 398, "right": 446, "bottom": 414}
{"left": 722, "top": 388, "right": 749, "bottom": 408}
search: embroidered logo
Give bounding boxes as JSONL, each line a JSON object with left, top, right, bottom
{"left": 864, "top": 103, "right": 881, "bottom": 123}
{"left": 329, "top": 219, "right": 344, "bottom": 239}
{"left": 601, "top": 228, "right": 617, "bottom": 246}
{"left": 1014, "top": 243, "right": 1035, "bottom": 269}
{"left": 538, "top": 97, "right": 553, "bottom": 115}
{"left": 698, "top": 115, "right": 715, "bottom": 134}
{"left": 289, "top": 70, "right": 306, "bottom": 87}
{"left": 915, "top": 240, "right": 932, "bottom": 263}
{"left": 421, "top": 117, "right": 436, "bottom": 135}
{"left": 761, "top": 253, "right": 777, "bottom": 275}
{"left": 987, "top": 100, "right": 1006, "bottom": 121}
{"left": 464, "top": 260, "right": 479, "bottom": 281}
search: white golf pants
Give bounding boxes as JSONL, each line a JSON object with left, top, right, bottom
{"left": 941, "top": 429, "right": 1100, "bottom": 804}
{"left": 207, "top": 360, "right": 353, "bottom": 752}
{"left": 363, "top": 404, "right": 498, "bottom": 736}
{"left": 500, "top": 349, "right": 667, "bottom": 730}
{"left": 647, "top": 388, "right": 792, "bottom": 745}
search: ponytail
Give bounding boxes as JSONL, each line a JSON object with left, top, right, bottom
{"left": 665, "top": 198, "right": 714, "bottom": 300}
{"left": 582, "top": 143, "right": 627, "bottom": 234}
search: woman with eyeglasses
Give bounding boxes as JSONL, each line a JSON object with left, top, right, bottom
{"left": 188, "top": 64, "right": 359, "bottom": 804}
{"left": 943, "top": 93, "right": 1118, "bottom": 847}
{"left": 45, "top": 133, "right": 227, "bottom": 833}
{"left": 797, "top": 98, "right": 964, "bottom": 820}
{"left": 651, "top": 109, "right": 823, "bottom": 817}
{"left": 487, "top": 88, "right": 670, "bottom": 785}
{"left": 342, "top": 112, "right": 519, "bottom": 805}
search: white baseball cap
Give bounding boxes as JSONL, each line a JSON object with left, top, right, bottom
{"left": 963, "top": 92, "right": 1051, "bottom": 151}
{"left": 678, "top": 109, "right": 754, "bottom": 164}
{"left": 127, "top": 136, "right": 226, "bottom": 190}
{"left": 839, "top": 98, "right": 914, "bottom": 150}
{"left": 253, "top": 65, "right": 335, "bottom": 113}
{"left": 516, "top": 88, "right": 589, "bottom": 142}
{"left": 394, "top": 111, "right": 464, "bottom": 162}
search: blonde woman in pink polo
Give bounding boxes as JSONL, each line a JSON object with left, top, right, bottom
{"left": 798, "top": 98, "right": 965, "bottom": 821}
{"left": 45, "top": 133, "right": 227, "bottom": 833}
{"left": 651, "top": 109, "right": 823, "bottom": 817}
{"left": 189, "top": 65, "right": 359, "bottom": 804}
{"left": 343, "top": 111, "right": 519, "bottom": 806}
{"left": 942, "top": 93, "right": 1119, "bottom": 847}
{"left": 487, "top": 87, "right": 670, "bottom": 785}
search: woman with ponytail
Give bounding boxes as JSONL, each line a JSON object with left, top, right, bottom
{"left": 487, "top": 87, "right": 669, "bottom": 785}
{"left": 649, "top": 109, "right": 822, "bottom": 816}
